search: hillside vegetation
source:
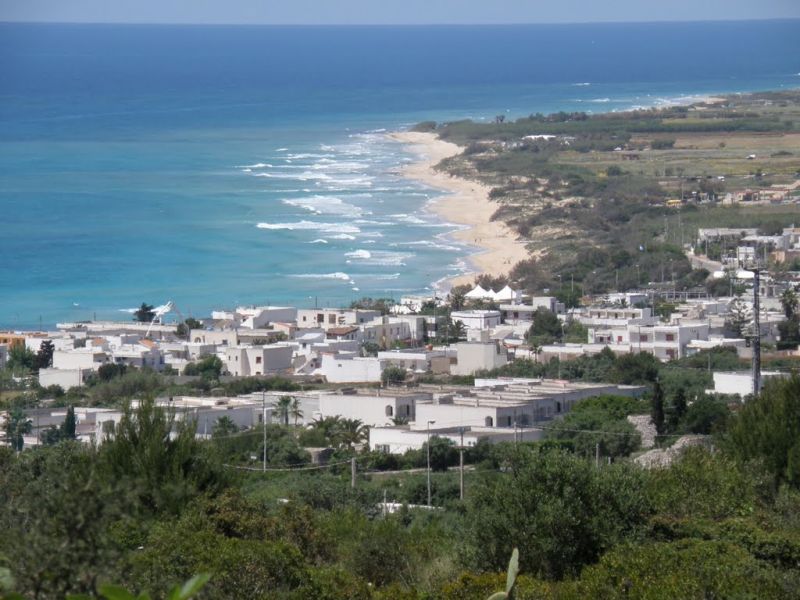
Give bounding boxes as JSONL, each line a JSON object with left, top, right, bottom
{"left": 419, "top": 91, "right": 800, "bottom": 298}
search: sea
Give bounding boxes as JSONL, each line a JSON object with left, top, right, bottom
{"left": 1, "top": 20, "right": 799, "bottom": 328}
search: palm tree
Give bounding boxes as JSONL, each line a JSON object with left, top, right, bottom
{"left": 212, "top": 415, "right": 239, "bottom": 438}
{"left": 275, "top": 395, "right": 293, "bottom": 427}
{"left": 290, "top": 397, "right": 304, "bottom": 427}
{"left": 335, "top": 418, "right": 368, "bottom": 449}
{"left": 310, "top": 416, "right": 343, "bottom": 445}
{"left": 4, "top": 409, "right": 32, "bottom": 452}
{"left": 449, "top": 320, "right": 466, "bottom": 343}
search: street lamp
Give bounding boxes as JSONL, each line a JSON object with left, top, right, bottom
{"left": 426, "top": 420, "right": 436, "bottom": 507}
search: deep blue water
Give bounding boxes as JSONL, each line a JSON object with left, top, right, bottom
{"left": 1, "top": 21, "right": 799, "bottom": 328}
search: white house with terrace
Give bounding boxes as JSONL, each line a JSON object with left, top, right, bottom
{"left": 369, "top": 378, "right": 646, "bottom": 453}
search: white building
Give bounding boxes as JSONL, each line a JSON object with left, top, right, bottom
{"left": 235, "top": 306, "right": 297, "bottom": 329}
{"left": 318, "top": 392, "right": 418, "bottom": 427}
{"left": 297, "top": 308, "right": 381, "bottom": 331}
{"left": 95, "top": 396, "right": 269, "bottom": 442}
{"left": 190, "top": 329, "right": 239, "bottom": 347}
{"left": 451, "top": 310, "right": 502, "bottom": 331}
{"left": 38, "top": 367, "right": 91, "bottom": 391}
{"left": 110, "top": 341, "right": 164, "bottom": 370}
{"left": 452, "top": 341, "right": 508, "bottom": 376}
{"left": 360, "top": 316, "right": 412, "bottom": 348}
{"left": 710, "top": 371, "right": 789, "bottom": 397}
{"left": 223, "top": 344, "right": 293, "bottom": 376}
{"left": 316, "top": 353, "right": 385, "bottom": 383}
{"left": 576, "top": 306, "right": 658, "bottom": 330}
{"left": 370, "top": 425, "right": 543, "bottom": 454}
{"left": 52, "top": 348, "right": 109, "bottom": 371}
{"left": 377, "top": 349, "right": 449, "bottom": 374}
{"left": 369, "top": 378, "right": 645, "bottom": 453}
{"left": 500, "top": 297, "right": 565, "bottom": 325}
{"left": 627, "top": 322, "right": 709, "bottom": 361}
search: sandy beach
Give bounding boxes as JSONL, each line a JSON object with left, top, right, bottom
{"left": 389, "top": 131, "right": 529, "bottom": 290}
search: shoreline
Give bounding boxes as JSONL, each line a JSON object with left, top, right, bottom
{"left": 388, "top": 131, "right": 530, "bottom": 291}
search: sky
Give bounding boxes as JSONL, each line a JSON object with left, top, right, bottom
{"left": 1, "top": 0, "right": 799, "bottom": 25}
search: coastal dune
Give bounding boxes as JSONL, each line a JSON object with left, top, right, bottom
{"left": 389, "top": 131, "right": 529, "bottom": 289}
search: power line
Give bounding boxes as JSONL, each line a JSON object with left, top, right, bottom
{"left": 223, "top": 459, "right": 352, "bottom": 473}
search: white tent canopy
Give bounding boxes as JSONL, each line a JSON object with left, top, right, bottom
{"left": 465, "top": 285, "right": 493, "bottom": 299}
{"left": 493, "top": 285, "right": 521, "bottom": 302}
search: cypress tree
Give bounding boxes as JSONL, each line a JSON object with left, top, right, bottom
{"left": 61, "top": 405, "right": 77, "bottom": 440}
{"left": 651, "top": 381, "right": 666, "bottom": 436}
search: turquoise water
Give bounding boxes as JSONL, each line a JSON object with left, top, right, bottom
{"left": 1, "top": 21, "right": 799, "bottom": 327}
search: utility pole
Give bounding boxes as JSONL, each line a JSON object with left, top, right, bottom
{"left": 426, "top": 420, "right": 435, "bottom": 507}
{"left": 459, "top": 427, "right": 465, "bottom": 501}
{"left": 351, "top": 457, "right": 357, "bottom": 489}
{"left": 752, "top": 266, "right": 761, "bottom": 396}
{"left": 262, "top": 391, "right": 267, "bottom": 473}
{"left": 513, "top": 409, "right": 518, "bottom": 447}
{"left": 595, "top": 442, "right": 600, "bottom": 469}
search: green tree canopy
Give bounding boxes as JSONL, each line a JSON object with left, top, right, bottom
{"left": 36, "top": 340, "right": 55, "bottom": 370}
{"left": 526, "top": 308, "right": 563, "bottom": 345}
{"left": 184, "top": 355, "right": 223, "bottom": 379}
{"left": 6, "top": 344, "right": 37, "bottom": 374}
{"left": 465, "top": 447, "right": 652, "bottom": 579}
{"left": 727, "top": 375, "right": 800, "bottom": 488}
{"left": 100, "top": 398, "right": 224, "bottom": 514}
{"left": 133, "top": 303, "right": 156, "bottom": 323}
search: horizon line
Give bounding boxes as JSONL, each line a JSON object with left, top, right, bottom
{"left": 2, "top": 16, "right": 799, "bottom": 27}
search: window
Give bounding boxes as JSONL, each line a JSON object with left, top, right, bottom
{"left": 666, "top": 333, "right": 675, "bottom": 342}
{"left": 256, "top": 356, "right": 262, "bottom": 364}
{"left": 385, "top": 405, "right": 393, "bottom": 417}
{"left": 485, "top": 416, "right": 493, "bottom": 427}
{"left": 639, "top": 334, "right": 648, "bottom": 342}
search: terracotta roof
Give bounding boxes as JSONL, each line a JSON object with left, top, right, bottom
{"left": 327, "top": 326, "right": 359, "bottom": 337}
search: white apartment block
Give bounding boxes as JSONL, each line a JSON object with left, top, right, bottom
{"left": 360, "top": 317, "right": 412, "bottom": 348}
{"left": 297, "top": 308, "right": 381, "bottom": 331}
{"left": 223, "top": 344, "right": 293, "bottom": 376}
{"left": 318, "top": 392, "right": 419, "bottom": 427}
{"left": 377, "top": 349, "right": 449, "bottom": 373}
{"left": 627, "top": 322, "right": 710, "bottom": 361}
{"left": 369, "top": 378, "right": 645, "bottom": 453}
{"left": 235, "top": 306, "right": 297, "bottom": 329}
{"left": 316, "top": 353, "right": 385, "bottom": 383}
{"left": 52, "top": 348, "right": 109, "bottom": 371}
